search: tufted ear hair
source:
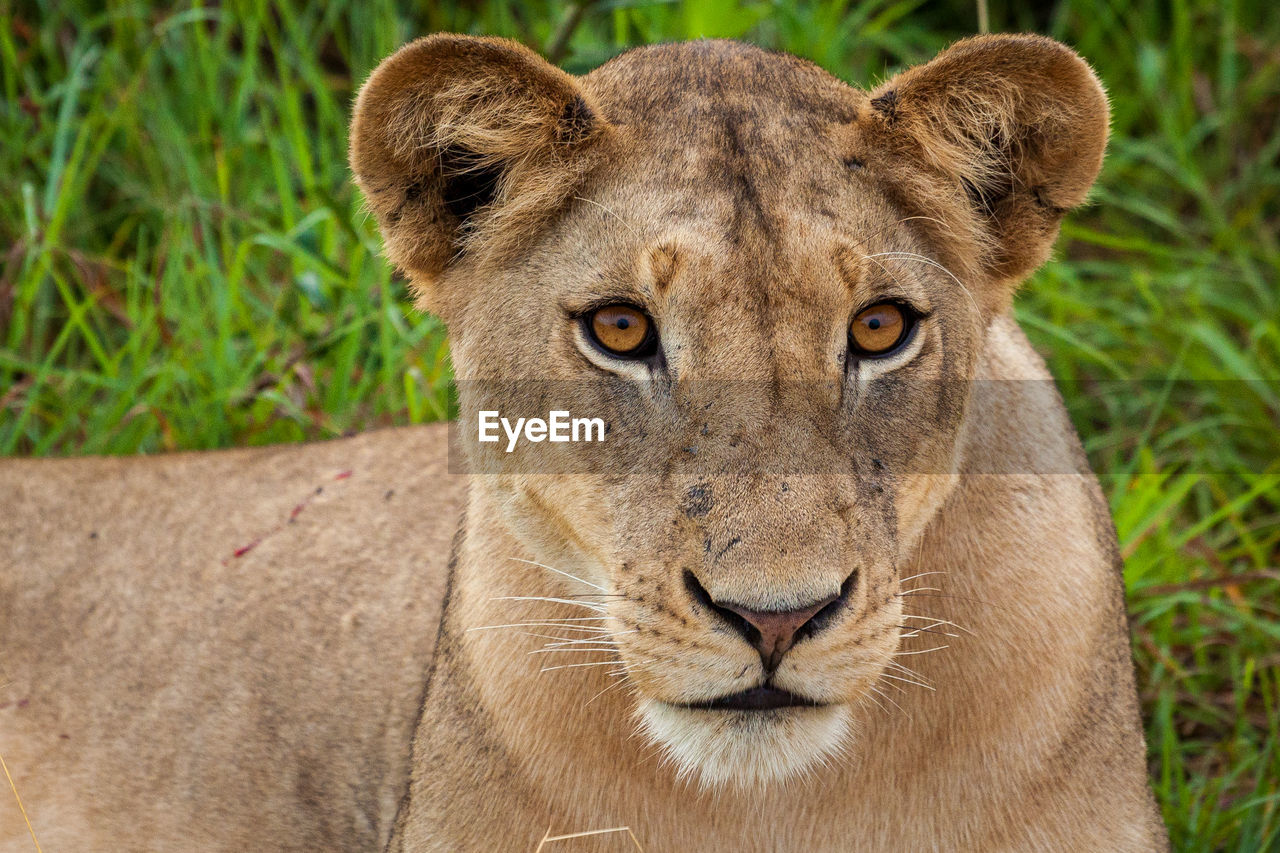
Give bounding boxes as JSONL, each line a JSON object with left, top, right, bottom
{"left": 349, "top": 34, "right": 607, "bottom": 302}
{"left": 855, "top": 34, "right": 1109, "bottom": 301}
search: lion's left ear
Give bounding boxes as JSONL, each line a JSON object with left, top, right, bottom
{"left": 855, "top": 34, "right": 1109, "bottom": 293}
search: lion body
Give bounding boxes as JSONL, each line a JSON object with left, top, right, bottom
{"left": 3, "top": 34, "right": 1168, "bottom": 853}
{"left": 0, "top": 427, "right": 459, "bottom": 851}
{"left": 0, "top": 322, "right": 1165, "bottom": 851}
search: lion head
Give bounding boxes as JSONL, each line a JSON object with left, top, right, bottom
{"left": 350, "top": 34, "right": 1107, "bottom": 787}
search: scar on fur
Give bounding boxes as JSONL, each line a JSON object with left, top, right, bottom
{"left": 223, "top": 469, "right": 354, "bottom": 563}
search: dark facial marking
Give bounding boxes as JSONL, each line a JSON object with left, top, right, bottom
{"left": 721, "top": 111, "right": 776, "bottom": 242}
{"left": 681, "top": 483, "right": 714, "bottom": 519}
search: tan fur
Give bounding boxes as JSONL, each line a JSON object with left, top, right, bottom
{"left": 2, "top": 34, "right": 1165, "bottom": 852}
{"left": 1, "top": 427, "right": 462, "bottom": 850}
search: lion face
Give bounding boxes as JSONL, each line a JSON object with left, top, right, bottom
{"left": 448, "top": 150, "right": 979, "bottom": 784}
{"left": 351, "top": 36, "right": 1108, "bottom": 785}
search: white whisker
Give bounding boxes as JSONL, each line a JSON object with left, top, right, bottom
{"left": 897, "top": 620, "right": 960, "bottom": 638}
{"left": 490, "top": 595, "right": 606, "bottom": 612}
{"left": 895, "top": 645, "right": 950, "bottom": 656}
{"left": 846, "top": 215, "right": 954, "bottom": 254}
{"left": 899, "top": 613, "right": 972, "bottom": 635}
{"left": 868, "top": 683, "right": 909, "bottom": 717}
{"left": 898, "top": 570, "right": 947, "bottom": 584}
{"left": 886, "top": 661, "right": 935, "bottom": 689}
{"left": 468, "top": 620, "right": 610, "bottom": 634}
{"left": 879, "top": 672, "right": 935, "bottom": 691}
{"left": 573, "top": 195, "right": 639, "bottom": 238}
{"left": 584, "top": 676, "right": 633, "bottom": 708}
{"left": 540, "top": 661, "right": 633, "bottom": 673}
{"left": 542, "top": 631, "right": 637, "bottom": 647}
{"left": 865, "top": 251, "right": 979, "bottom": 316}
{"left": 517, "top": 631, "right": 611, "bottom": 644}
{"left": 508, "top": 557, "right": 608, "bottom": 592}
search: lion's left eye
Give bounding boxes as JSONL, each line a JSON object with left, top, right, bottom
{"left": 584, "top": 304, "right": 658, "bottom": 359}
{"left": 849, "top": 302, "right": 914, "bottom": 357}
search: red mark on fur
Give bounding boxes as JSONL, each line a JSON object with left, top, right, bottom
{"left": 16, "top": 698, "right": 29, "bottom": 709}
{"left": 223, "top": 469, "right": 355, "bottom": 563}
{"left": 232, "top": 539, "right": 261, "bottom": 559}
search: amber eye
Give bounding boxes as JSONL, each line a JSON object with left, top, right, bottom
{"left": 849, "top": 302, "right": 911, "bottom": 356}
{"left": 585, "top": 304, "right": 656, "bottom": 358}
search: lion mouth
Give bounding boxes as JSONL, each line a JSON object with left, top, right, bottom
{"left": 681, "top": 686, "right": 824, "bottom": 711}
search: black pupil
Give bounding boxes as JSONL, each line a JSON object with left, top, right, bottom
{"left": 616, "top": 317, "right": 630, "bottom": 330}
{"left": 867, "top": 317, "right": 881, "bottom": 330}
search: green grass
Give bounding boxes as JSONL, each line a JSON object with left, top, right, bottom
{"left": 2, "top": 0, "right": 1277, "bottom": 848}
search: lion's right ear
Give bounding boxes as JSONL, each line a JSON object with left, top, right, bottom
{"left": 349, "top": 35, "right": 606, "bottom": 298}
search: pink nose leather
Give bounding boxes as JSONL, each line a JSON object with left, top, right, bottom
{"left": 720, "top": 595, "right": 838, "bottom": 671}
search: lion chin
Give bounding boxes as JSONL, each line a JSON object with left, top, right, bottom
{"left": 635, "top": 698, "right": 854, "bottom": 789}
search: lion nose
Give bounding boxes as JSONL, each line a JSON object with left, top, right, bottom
{"left": 718, "top": 598, "right": 838, "bottom": 672}
{"left": 684, "top": 571, "right": 843, "bottom": 672}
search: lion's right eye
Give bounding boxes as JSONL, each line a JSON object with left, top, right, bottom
{"left": 584, "top": 304, "right": 658, "bottom": 359}
{"left": 849, "top": 302, "right": 914, "bottom": 357}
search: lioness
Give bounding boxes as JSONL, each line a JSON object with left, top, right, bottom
{"left": 1, "top": 33, "right": 1167, "bottom": 852}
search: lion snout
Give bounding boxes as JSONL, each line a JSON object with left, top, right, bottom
{"left": 681, "top": 568, "right": 854, "bottom": 672}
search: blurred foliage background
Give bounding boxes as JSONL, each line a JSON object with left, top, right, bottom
{"left": 2, "top": 0, "right": 1277, "bottom": 848}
